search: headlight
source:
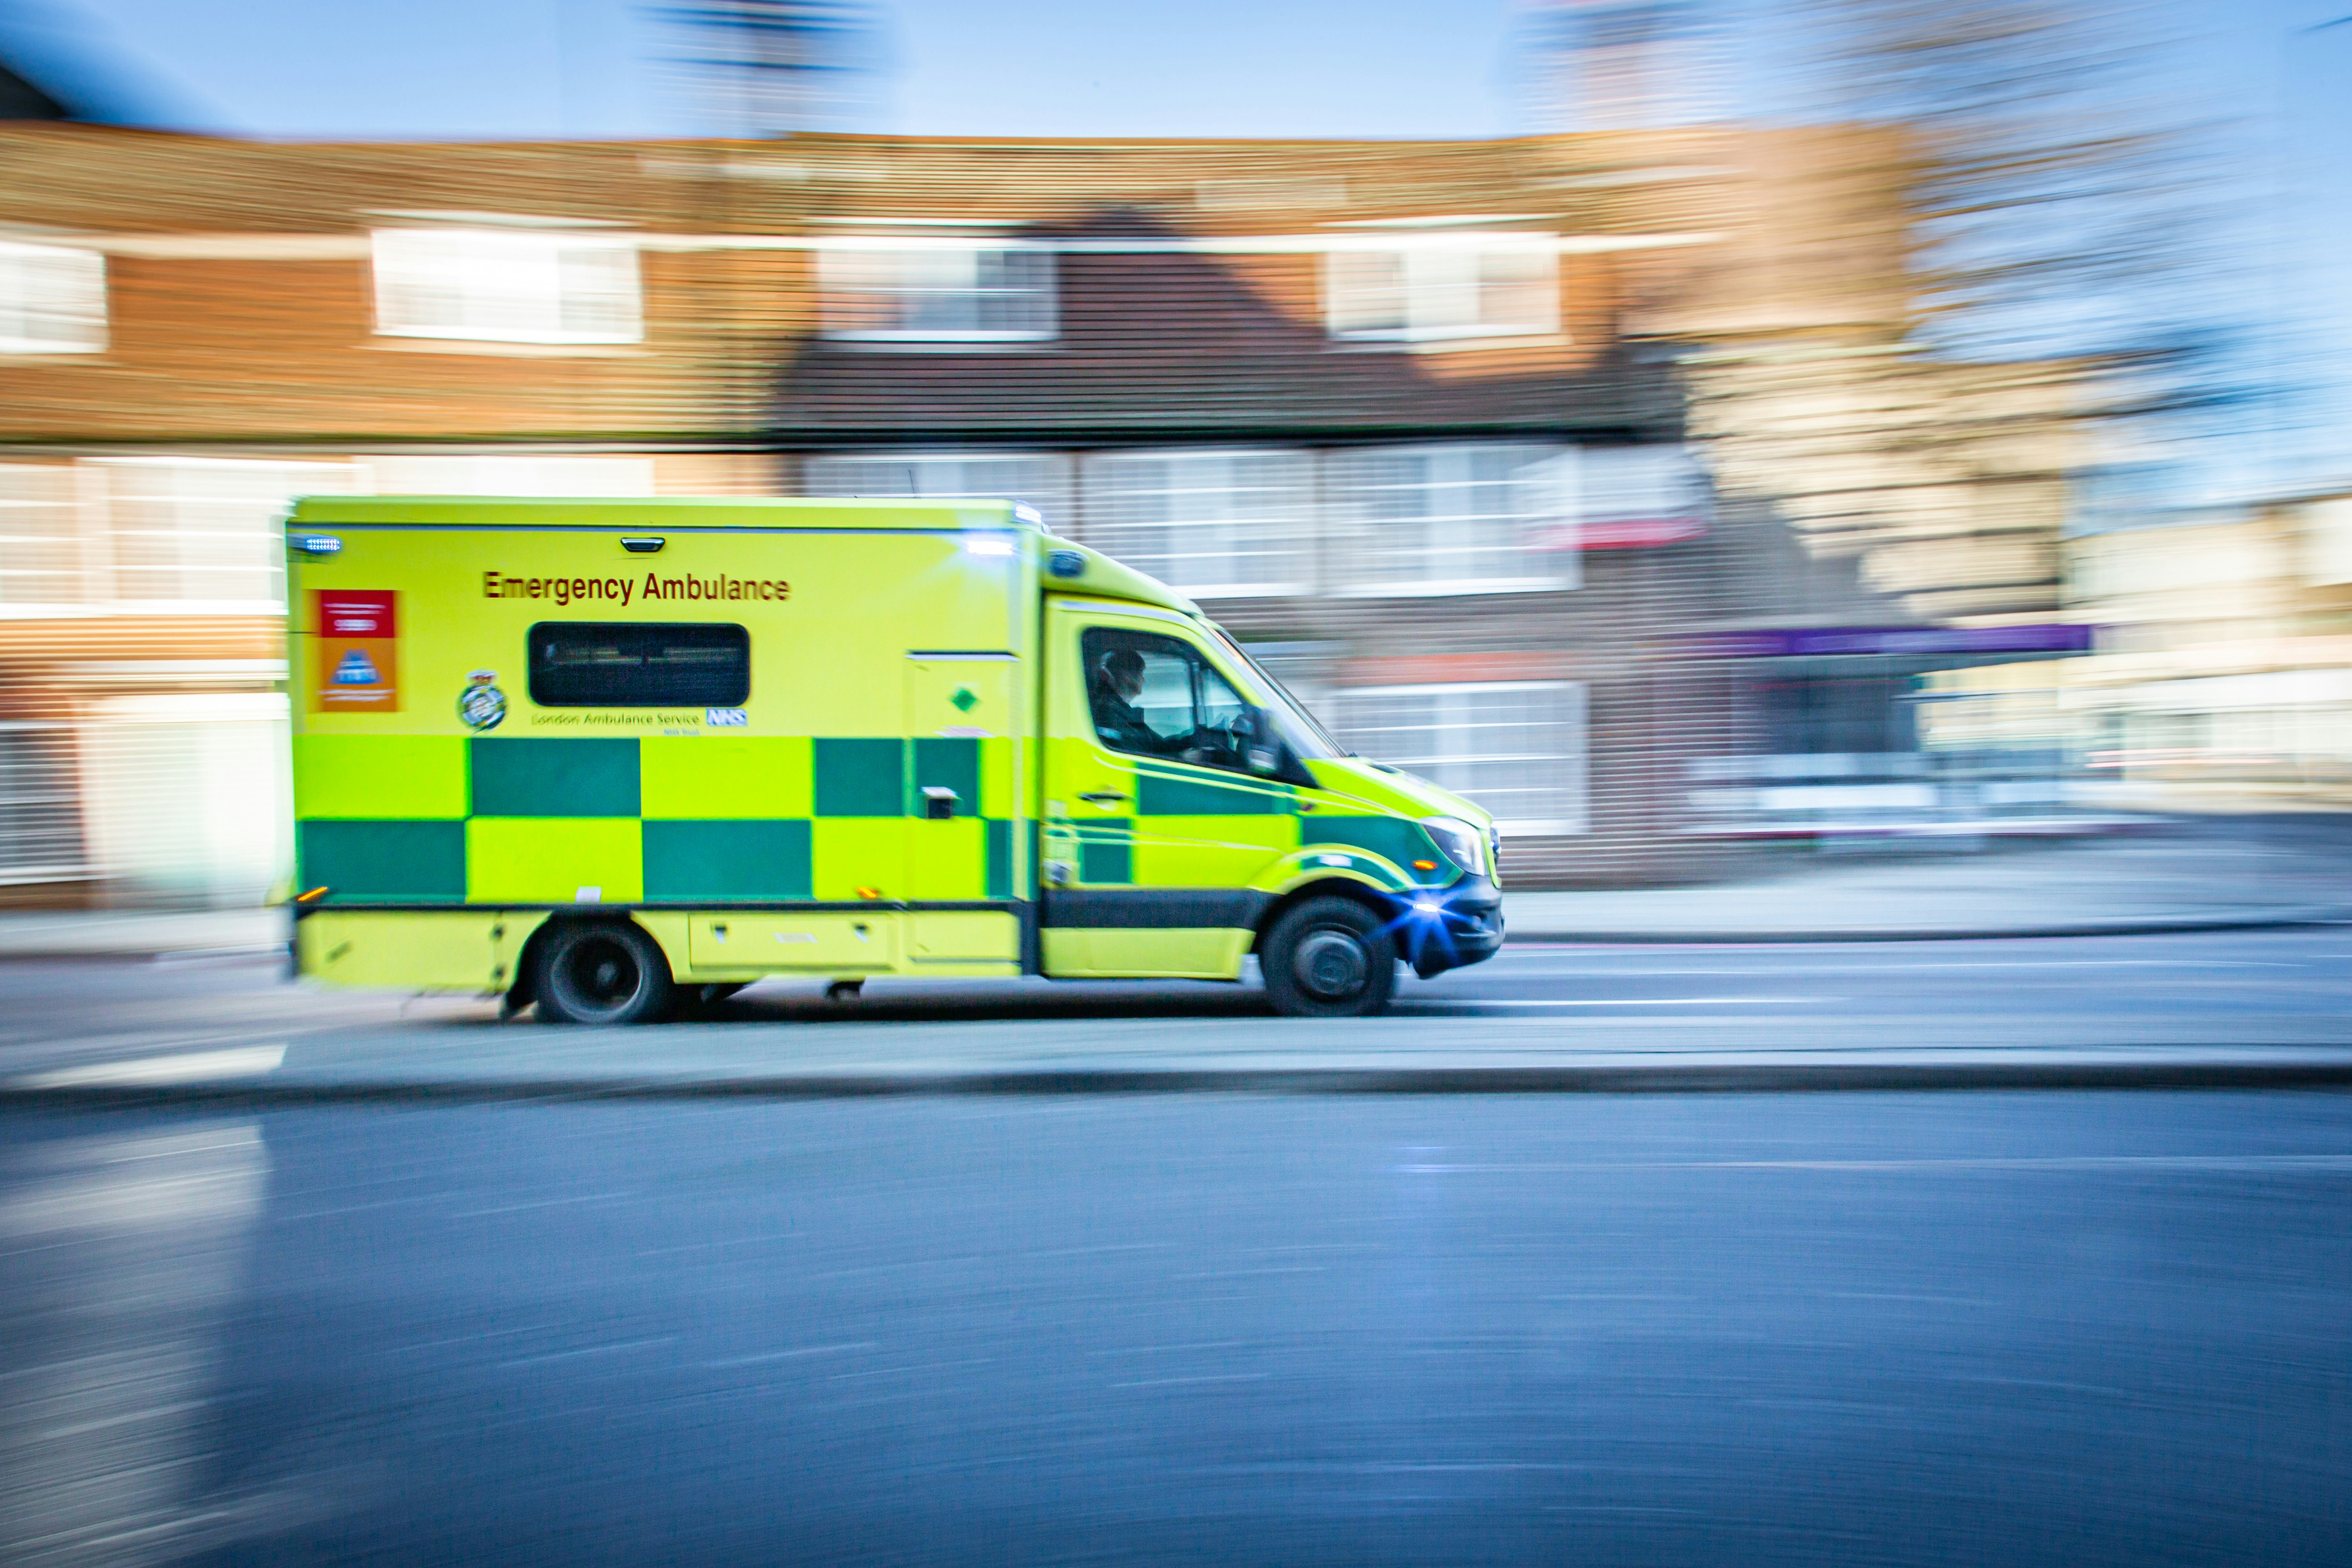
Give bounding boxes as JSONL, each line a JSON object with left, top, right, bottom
{"left": 1418, "top": 816, "right": 1485, "bottom": 878}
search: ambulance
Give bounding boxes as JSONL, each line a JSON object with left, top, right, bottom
{"left": 284, "top": 496, "right": 1502, "bottom": 1022}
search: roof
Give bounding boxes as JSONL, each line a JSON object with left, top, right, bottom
{"left": 286, "top": 494, "right": 1034, "bottom": 531}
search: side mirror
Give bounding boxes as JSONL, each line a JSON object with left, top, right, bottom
{"left": 1248, "top": 708, "right": 1319, "bottom": 787}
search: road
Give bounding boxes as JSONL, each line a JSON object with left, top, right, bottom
{"left": 1, "top": 927, "right": 2350, "bottom": 1089}
{"left": 4, "top": 1090, "right": 2349, "bottom": 1565}
{"left": 4, "top": 932, "right": 2349, "bottom": 1564}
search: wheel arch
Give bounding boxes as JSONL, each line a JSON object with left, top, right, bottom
{"left": 1249, "top": 876, "right": 1398, "bottom": 954}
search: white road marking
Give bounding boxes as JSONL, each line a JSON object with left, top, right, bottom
{"left": 13, "top": 1044, "right": 286, "bottom": 1088}
{"left": 1397, "top": 1155, "right": 2352, "bottom": 1173}
{"left": 1486, "top": 960, "right": 2307, "bottom": 976}
{"left": 1405, "top": 997, "right": 1837, "bottom": 1008}
{"left": 699, "top": 1343, "right": 878, "bottom": 1368}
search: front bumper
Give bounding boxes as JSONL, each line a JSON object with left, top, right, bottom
{"left": 1391, "top": 875, "right": 1504, "bottom": 979}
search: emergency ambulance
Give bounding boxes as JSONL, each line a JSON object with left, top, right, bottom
{"left": 284, "top": 496, "right": 1502, "bottom": 1021}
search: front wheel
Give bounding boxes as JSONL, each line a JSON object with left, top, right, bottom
{"left": 534, "top": 921, "right": 674, "bottom": 1025}
{"left": 1261, "top": 896, "right": 1397, "bottom": 1018}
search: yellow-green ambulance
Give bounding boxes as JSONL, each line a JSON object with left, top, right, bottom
{"left": 285, "top": 496, "right": 1502, "bottom": 1021}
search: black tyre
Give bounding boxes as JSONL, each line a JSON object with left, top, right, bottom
{"left": 1262, "top": 896, "right": 1397, "bottom": 1018}
{"left": 534, "top": 921, "right": 674, "bottom": 1025}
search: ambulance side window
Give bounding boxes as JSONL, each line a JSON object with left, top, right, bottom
{"left": 529, "top": 621, "right": 750, "bottom": 706}
{"left": 1080, "top": 627, "right": 1253, "bottom": 772}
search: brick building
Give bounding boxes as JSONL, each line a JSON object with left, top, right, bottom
{"left": 0, "top": 120, "right": 2074, "bottom": 901}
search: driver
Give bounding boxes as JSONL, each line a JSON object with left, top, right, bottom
{"left": 1088, "top": 647, "right": 1165, "bottom": 754}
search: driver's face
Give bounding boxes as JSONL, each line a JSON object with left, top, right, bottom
{"left": 1114, "top": 668, "right": 1143, "bottom": 701}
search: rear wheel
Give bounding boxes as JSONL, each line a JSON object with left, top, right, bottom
{"left": 1262, "top": 896, "right": 1397, "bottom": 1018}
{"left": 534, "top": 921, "right": 674, "bottom": 1025}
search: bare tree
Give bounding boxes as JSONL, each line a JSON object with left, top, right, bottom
{"left": 1791, "top": 0, "right": 2246, "bottom": 429}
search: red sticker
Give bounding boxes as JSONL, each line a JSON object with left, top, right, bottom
{"left": 312, "top": 590, "right": 399, "bottom": 712}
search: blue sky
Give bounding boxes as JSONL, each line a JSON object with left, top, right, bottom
{"left": 12, "top": 0, "right": 2333, "bottom": 145}
{"left": 16, "top": 0, "right": 1528, "bottom": 141}
{"left": 11, "top": 0, "right": 2350, "bottom": 493}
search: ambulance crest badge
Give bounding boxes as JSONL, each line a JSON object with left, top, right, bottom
{"left": 457, "top": 670, "right": 507, "bottom": 732}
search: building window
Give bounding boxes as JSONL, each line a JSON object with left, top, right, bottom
{"left": 371, "top": 228, "right": 642, "bottom": 345}
{"left": 0, "top": 723, "right": 88, "bottom": 886}
{"left": 0, "top": 465, "right": 83, "bottom": 607}
{"left": 1324, "top": 444, "right": 1578, "bottom": 596}
{"left": 1326, "top": 240, "right": 1557, "bottom": 343}
{"left": 1575, "top": 446, "right": 1712, "bottom": 547}
{"left": 92, "top": 458, "right": 361, "bottom": 610}
{"left": 802, "top": 451, "right": 1073, "bottom": 527}
{"left": 816, "top": 246, "right": 1056, "bottom": 342}
{"left": 0, "top": 240, "right": 106, "bottom": 354}
{"left": 1325, "top": 680, "right": 1588, "bottom": 835}
{"left": 1079, "top": 449, "right": 1314, "bottom": 599}
{"left": 79, "top": 693, "right": 292, "bottom": 906}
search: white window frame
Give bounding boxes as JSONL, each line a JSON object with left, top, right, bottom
{"left": 0, "top": 720, "right": 90, "bottom": 885}
{"left": 816, "top": 242, "right": 1057, "bottom": 343}
{"left": 371, "top": 226, "right": 642, "bottom": 345}
{"left": 0, "top": 239, "right": 106, "bottom": 355}
{"left": 1078, "top": 447, "right": 1315, "bottom": 600}
{"left": 801, "top": 450, "right": 1074, "bottom": 526}
{"left": 89, "top": 456, "right": 363, "bottom": 614}
{"left": 1325, "top": 443, "right": 1580, "bottom": 598}
{"left": 0, "top": 464, "right": 84, "bottom": 611}
{"left": 1325, "top": 236, "right": 1559, "bottom": 344}
{"left": 1325, "top": 679, "right": 1589, "bottom": 836}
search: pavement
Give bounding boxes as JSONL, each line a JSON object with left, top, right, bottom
{"left": 1503, "top": 817, "right": 2352, "bottom": 941}
{"left": 2, "top": 927, "right": 2348, "bottom": 1101}
{"left": 7, "top": 1092, "right": 2349, "bottom": 1565}
{"left": 3, "top": 816, "right": 2347, "bottom": 963}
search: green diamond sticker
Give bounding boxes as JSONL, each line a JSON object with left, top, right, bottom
{"left": 950, "top": 686, "right": 979, "bottom": 713}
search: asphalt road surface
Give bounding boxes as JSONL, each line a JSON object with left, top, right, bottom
{"left": 5, "top": 1088, "right": 2351, "bottom": 1566}
{"left": 4, "top": 932, "right": 2349, "bottom": 1564}
{"left": 1, "top": 928, "right": 2350, "bottom": 1086}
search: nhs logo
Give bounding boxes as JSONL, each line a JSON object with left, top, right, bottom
{"left": 705, "top": 708, "right": 747, "bottom": 728}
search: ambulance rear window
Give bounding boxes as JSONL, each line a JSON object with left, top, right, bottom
{"left": 528, "top": 622, "right": 750, "bottom": 707}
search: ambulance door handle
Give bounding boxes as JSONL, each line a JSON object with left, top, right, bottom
{"left": 1077, "top": 791, "right": 1128, "bottom": 808}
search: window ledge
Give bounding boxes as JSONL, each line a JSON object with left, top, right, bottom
{"left": 368, "top": 338, "right": 647, "bottom": 358}
{"left": 1168, "top": 583, "right": 1310, "bottom": 601}
{"left": 1329, "top": 579, "right": 1577, "bottom": 600}
{"left": 817, "top": 336, "right": 1057, "bottom": 353}
{"left": 1329, "top": 333, "right": 1569, "bottom": 355}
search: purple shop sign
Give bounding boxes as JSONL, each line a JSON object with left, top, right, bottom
{"left": 1678, "top": 625, "right": 2098, "bottom": 660}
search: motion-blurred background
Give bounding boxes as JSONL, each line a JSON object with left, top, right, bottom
{"left": 0, "top": 0, "right": 2344, "bottom": 905}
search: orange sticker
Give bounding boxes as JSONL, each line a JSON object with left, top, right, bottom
{"left": 312, "top": 590, "right": 399, "bottom": 712}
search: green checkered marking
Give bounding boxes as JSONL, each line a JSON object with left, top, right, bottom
{"left": 299, "top": 819, "right": 468, "bottom": 901}
{"left": 814, "top": 738, "right": 907, "bottom": 817}
{"left": 986, "top": 819, "right": 1014, "bottom": 898}
{"left": 1076, "top": 821, "right": 1132, "bottom": 885}
{"left": 914, "top": 737, "right": 980, "bottom": 817}
{"left": 1135, "top": 770, "right": 1289, "bottom": 816}
{"left": 471, "top": 737, "right": 640, "bottom": 818}
{"left": 642, "top": 820, "right": 813, "bottom": 900}
{"left": 1307, "top": 817, "right": 1451, "bottom": 886}
{"left": 299, "top": 733, "right": 1025, "bottom": 906}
